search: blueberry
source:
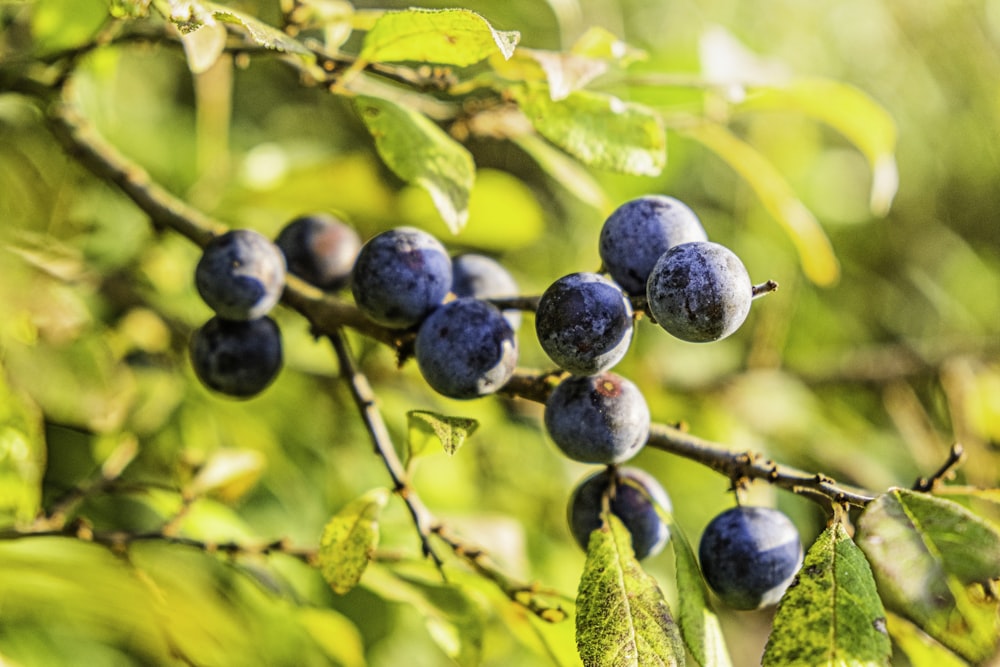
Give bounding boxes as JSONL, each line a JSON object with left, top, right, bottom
{"left": 567, "top": 466, "right": 671, "bottom": 560}
{"left": 599, "top": 195, "right": 708, "bottom": 295}
{"left": 415, "top": 298, "right": 518, "bottom": 399}
{"left": 698, "top": 506, "right": 803, "bottom": 610}
{"left": 275, "top": 213, "right": 361, "bottom": 291}
{"left": 646, "top": 241, "right": 752, "bottom": 342}
{"left": 535, "top": 272, "right": 633, "bottom": 375}
{"left": 544, "top": 372, "right": 649, "bottom": 465}
{"left": 195, "top": 230, "right": 287, "bottom": 321}
{"left": 190, "top": 316, "right": 283, "bottom": 398}
{"left": 451, "top": 253, "right": 521, "bottom": 329}
{"left": 351, "top": 227, "right": 452, "bottom": 329}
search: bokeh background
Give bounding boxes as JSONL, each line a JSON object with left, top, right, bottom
{"left": 1, "top": 0, "right": 998, "bottom": 664}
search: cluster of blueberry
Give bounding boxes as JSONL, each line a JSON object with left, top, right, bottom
{"left": 546, "top": 195, "right": 801, "bottom": 609}
{"left": 189, "top": 214, "right": 361, "bottom": 397}
{"left": 188, "top": 196, "right": 802, "bottom": 610}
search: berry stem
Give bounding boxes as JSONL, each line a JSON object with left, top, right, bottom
{"left": 752, "top": 280, "right": 780, "bottom": 299}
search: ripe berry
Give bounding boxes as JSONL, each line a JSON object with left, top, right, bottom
{"left": 351, "top": 227, "right": 452, "bottom": 329}
{"left": 451, "top": 253, "right": 521, "bottom": 329}
{"left": 535, "top": 272, "right": 633, "bottom": 375}
{"left": 275, "top": 213, "right": 361, "bottom": 291}
{"left": 190, "top": 316, "right": 283, "bottom": 398}
{"left": 698, "top": 506, "right": 803, "bottom": 610}
{"left": 415, "top": 298, "right": 518, "bottom": 399}
{"left": 568, "top": 466, "right": 671, "bottom": 560}
{"left": 646, "top": 241, "right": 752, "bottom": 342}
{"left": 195, "top": 229, "right": 287, "bottom": 321}
{"left": 544, "top": 372, "right": 649, "bottom": 465}
{"left": 599, "top": 195, "right": 708, "bottom": 295}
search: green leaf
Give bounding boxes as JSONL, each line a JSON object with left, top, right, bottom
{"left": 737, "top": 79, "right": 898, "bottom": 216}
{"left": 188, "top": 448, "right": 266, "bottom": 502}
{"left": 362, "top": 565, "right": 485, "bottom": 667}
{"left": 575, "top": 513, "right": 684, "bottom": 667}
{"left": 570, "top": 26, "right": 647, "bottom": 64}
{"left": 318, "top": 488, "right": 390, "bottom": 594}
{"left": 407, "top": 410, "right": 478, "bottom": 460}
{"left": 856, "top": 488, "right": 1000, "bottom": 663}
{"left": 297, "top": 607, "right": 367, "bottom": 667}
{"left": 664, "top": 512, "right": 732, "bottom": 667}
{"left": 360, "top": 8, "right": 519, "bottom": 65}
{"left": 160, "top": 1, "right": 310, "bottom": 55}
{"left": 512, "top": 134, "right": 609, "bottom": 210}
{"left": 762, "top": 522, "right": 892, "bottom": 666}
{"left": 0, "top": 369, "right": 45, "bottom": 528}
{"left": 355, "top": 95, "right": 475, "bottom": 233}
{"left": 885, "top": 612, "right": 968, "bottom": 667}
{"left": 513, "top": 86, "right": 666, "bottom": 176}
{"left": 680, "top": 120, "right": 839, "bottom": 286}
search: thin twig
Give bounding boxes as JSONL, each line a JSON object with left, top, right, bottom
{"left": 913, "top": 443, "right": 965, "bottom": 492}
{"left": 326, "top": 328, "right": 445, "bottom": 570}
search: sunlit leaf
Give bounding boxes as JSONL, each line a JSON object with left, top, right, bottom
{"left": 856, "top": 488, "right": 1000, "bottom": 663}
{"left": 663, "top": 511, "right": 732, "bottom": 667}
{"left": 188, "top": 448, "right": 266, "bottom": 502}
{"left": 576, "top": 513, "right": 684, "bottom": 666}
{"left": 763, "top": 522, "right": 891, "bottom": 666}
{"left": 885, "top": 612, "right": 969, "bottom": 667}
{"left": 178, "top": 18, "right": 226, "bottom": 73}
{"left": 209, "top": 4, "right": 311, "bottom": 55}
{"left": 360, "top": 8, "right": 519, "bottom": 65}
{"left": 512, "top": 134, "right": 609, "bottom": 210}
{"left": 318, "top": 488, "right": 390, "bottom": 594}
{"left": 571, "top": 26, "right": 646, "bottom": 65}
{"left": 737, "top": 79, "right": 898, "bottom": 215}
{"left": 298, "top": 607, "right": 367, "bottom": 667}
{"left": 161, "top": 1, "right": 310, "bottom": 56}
{"left": 407, "top": 410, "right": 478, "bottom": 461}
{"left": 680, "top": 120, "right": 839, "bottom": 285}
{"left": 363, "top": 565, "right": 485, "bottom": 666}
{"left": 0, "top": 369, "right": 45, "bottom": 528}
{"left": 513, "top": 86, "right": 666, "bottom": 176}
{"left": 503, "top": 49, "right": 608, "bottom": 101}
{"left": 355, "top": 95, "right": 475, "bottom": 233}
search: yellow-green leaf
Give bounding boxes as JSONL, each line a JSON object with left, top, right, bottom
{"left": 407, "top": 410, "right": 478, "bottom": 461}
{"left": 856, "top": 488, "right": 1000, "bottom": 663}
{"left": 513, "top": 134, "right": 609, "bottom": 210}
{"left": 663, "top": 512, "right": 731, "bottom": 667}
{"left": 318, "top": 488, "right": 390, "bottom": 594}
{"left": 885, "top": 612, "right": 968, "bottom": 667}
{"left": 763, "top": 522, "right": 892, "bottom": 666}
{"left": 360, "top": 8, "right": 519, "bottom": 65}
{"left": 355, "top": 95, "right": 475, "bottom": 233}
{"left": 737, "top": 79, "right": 898, "bottom": 216}
{"left": 513, "top": 86, "right": 666, "bottom": 176}
{"left": 576, "top": 513, "right": 684, "bottom": 667}
{"left": 0, "top": 370, "right": 45, "bottom": 528}
{"left": 188, "top": 448, "right": 266, "bottom": 502}
{"left": 680, "top": 120, "right": 839, "bottom": 286}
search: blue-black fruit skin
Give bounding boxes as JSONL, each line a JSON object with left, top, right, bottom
{"left": 451, "top": 253, "right": 521, "bottom": 329}
{"left": 568, "top": 466, "right": 672, "bottom": 560}
{"left": 544, "top": 372, "right": 649, "bottom": 464}
{"left": 646, "top": 241, "right": 752, "bottom": 343}
{"left": 415, "top": 298, "right": 518, "bottom": 399}
{"left": 195, "top": 230, "right": 287, "bottom": 321}
{"left": 698, "top": 506, "right": 803, "bottom": 610}
{"left": 190, "top": 316, "right": 283, "bottom": 398}
{"left": 351, "top": 227, "right": 452, "bottom": 329}
{"left": 599, "top": 195, "right": 708, "bottom": 295}
{"left": 275, "top": 213, "right": 361, "bottom": 291}
{"left": 535, "top": 272, "right": 634, "bottom": 375}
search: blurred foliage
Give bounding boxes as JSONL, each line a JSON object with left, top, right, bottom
{"left": 0, "top": 0, "right": 999, "bottom": 665}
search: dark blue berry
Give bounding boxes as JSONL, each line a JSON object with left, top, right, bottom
{"left": 599, "top": 195, "right": 708, "bottom": 295}
{"left": 190, "top": 316, "right": 283, "bottom": 398}
{"left": 568, "top": 466, "right": 671, "bottom": 560}
{"left": 535, "top": 272, "right": 633, "bottom": 375}
{"left": 275, "top": 213, "right": 361, "bottom": 291}
{"left": 195, "top": 230, "right": 286, "bottom": 321}
{"left": 698, "top": 506, "right": 803, "bottom": 610}
{"left": 351, "top": 227, "right": 452, "bottom": 329}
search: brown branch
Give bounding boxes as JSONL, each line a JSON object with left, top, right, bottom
{"left": 913, "top": 443, "right": 965, "bottom": 492}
